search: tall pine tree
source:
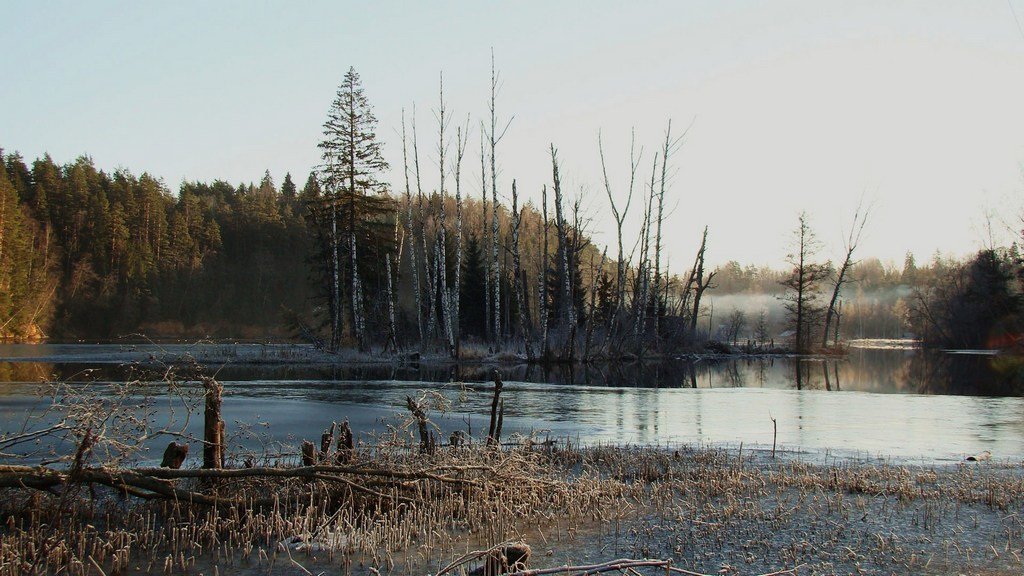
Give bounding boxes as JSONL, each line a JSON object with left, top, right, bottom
{"left": 315, "top": 67, "right": 394, "bottom": 349}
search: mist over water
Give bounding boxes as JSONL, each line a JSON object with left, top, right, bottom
{"left": 1, "top": 344, "right": 1022, "bottom": 463}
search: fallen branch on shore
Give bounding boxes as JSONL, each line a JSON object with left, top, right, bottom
{"left": 0, "top": 458, "right": 498, "bottom": 507}
{"left": 504, "top": 559, "right": 802, "bottom": 576}
{"left": 436, "top": 545, "right": 803, "bottom": 576}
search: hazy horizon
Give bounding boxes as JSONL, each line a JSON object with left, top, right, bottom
{"left": 4, "top": 1, "right": 1024, "bottom": 268}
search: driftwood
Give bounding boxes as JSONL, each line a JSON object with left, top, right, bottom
{"left": 437, "top": 545, "right": 801, "bottom": 576}
{"left": 437, "top": 541, "right": 532, "bottom": 576}
{"left": 0, "top": 462, "right": 486, "bottom": 508}
{"left": 507, "top": 559, "right": 800, "bottom": 576}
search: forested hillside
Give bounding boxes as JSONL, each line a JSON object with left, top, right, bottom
{"left": 0, "top": 151, "right": 313, "bottom": 340}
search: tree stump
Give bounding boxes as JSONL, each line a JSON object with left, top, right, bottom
{"left": 487, "top": 370, "right": 503, "bottom": 446}
{"left": 406, "top": 396, "right": 434, "bottom": 455}
{"left": 160, "top": 442, "right": 189, "bottom": 469}
{"left": 202, "top": 378, "right": 224, "bottom": 469}
{"left": 301, "top": 441, "right": 316, "bottom": 467}
{"left": 336, "top": 420, "right": 354, "bottom": 464}
{"left": 320, "top": 423, "right": 336, "bottom": 462}
{"left": 478, "top": 542, "right": 531, "bottom": 576}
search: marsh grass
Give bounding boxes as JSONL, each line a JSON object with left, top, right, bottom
{"left": 2, "top": 440, "right": 1023, "bottom": 575}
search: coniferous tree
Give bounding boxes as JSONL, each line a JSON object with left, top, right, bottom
{"left": 780, "top": 212, "right": 828, "bottom": 353}
{"left": 281, "top": 172, "right": 296, "bottom": 200}
{"left": 316, "top": 67, "right": 394, "bottom": 349}
{"left": 460, "top": 233, "right": 487, "bottom": 339}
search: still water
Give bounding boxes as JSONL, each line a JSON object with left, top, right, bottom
{"left": 1, "top": 343, "right": 1022, "bottom": 463}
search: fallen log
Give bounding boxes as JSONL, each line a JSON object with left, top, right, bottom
{"left": 0, "top": 461, "right": 487, "bottom": 507}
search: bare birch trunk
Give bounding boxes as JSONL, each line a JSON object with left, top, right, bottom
{"left": 539, "top": 184, "right": 550, "bottom": 360}
{"left": 350, "top": 227, "right": 365, "bottom": 348}
{"left": 487, "top": 52, "right": 511, "bottom": 346}
{"left": 385, "top": 255, "right": 398, "bottom": 352}
{"left": 584, "top": 248, "right": 607, "bottom": 360}
{"left": 452, "top": 121, "right": 469, "bottom": 358}
{"left": 652, "top": 120, "right": 678, "bottom": 341}
{"left": 510, "top": 180, "right": 534, "bottom": 361}
{"left": 413, "top": 111, "right": 437, "bottom": 344}
{"left": 330, "top": 202, "right": 341, "bottom": 351}
{"left": 436, "top": 74, "right": 455, "bottom": 356}
{"left": 481, "top": 135, "right": 491, "bottom": 344}
{"left": 551, "top": 146, "right": 576, "bottom": 360}
{"left": 401, "top": 110, "right": 423, "bottom": 346}
{"left": 634, "top": 153, "right": 658, "bottom": 350}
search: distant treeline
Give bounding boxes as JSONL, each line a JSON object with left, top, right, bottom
{"left": 3, "top": 65, "right": 1021, "bottom": 355}
{"left": 0, "top": 151, "right": 314, "bottom": 339}
{"left": 2, "top": 147, "right": 1020, "bottom": 352}
{"left": 707, "top": 247, "right": 1023, "bottom": 350}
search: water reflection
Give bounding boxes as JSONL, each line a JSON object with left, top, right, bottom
{"left": 2, "top": 346, "right": 1024, "bottom": 462}
{"left": 1, "top": 348, "right": 1023, "bottom": 396}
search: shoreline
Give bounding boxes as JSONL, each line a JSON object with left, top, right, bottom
{"left": 2, "top": 441, "right": 1021, "bottom": 576}
{"left": 0, "top": 340, "right": 834, "bottom": 366}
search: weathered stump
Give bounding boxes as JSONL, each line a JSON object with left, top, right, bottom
{"left": 487, "top": 370, "right": 503, "bottom": 446}
{"left": 475, "top": 542, "right": 531, "bottom": 576}
{"left": 406, "top": 396, "right": 434, "bottom": 455}
{"left": 160, "top": 442, "right": 189, "bottom": 469}
{"left": 449, "top": 429, "right": 466, "bottom": 448}
{"left": 301, "top": 441, "right": 316, "bottom": 467}
{"left": 320, "top": 423, "right": 336, "bottom": 462}
{"left": 336, "top": 420, "right": 354, "bottom": 464}
{"left": 202, "top": 378, "right": 224, "bottom": 469}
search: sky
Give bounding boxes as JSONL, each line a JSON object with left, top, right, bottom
{"left": 3, "top": 1, "right": 1024, "bottom": 268}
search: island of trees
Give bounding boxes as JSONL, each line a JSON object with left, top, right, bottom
{"left": 1, "top": 66, "right": 1020, "bottom": 358}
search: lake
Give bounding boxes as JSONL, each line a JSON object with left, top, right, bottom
{"left": 1, "top": 341, "right": 1022, "bottom": 464}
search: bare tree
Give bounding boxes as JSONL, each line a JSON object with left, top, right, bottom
{"left": 480, "top": 133, "right": 490, "bottom": 343}
{"left": 384, "top": 254, "right": 398, "bottom": 352}
{"left": 584, "top": 247, "right": 608, "bottom": 360}
{"left": 435, "top": 73, "right": 456, "bottom": 356}
{"left": 633, "top": 151, "right": 659, "bottom": 349}
{"left": 598, "top": 129, "right": 640, "bottom": 325}
{"left": 550, "top": 145, "right": 577, "bottom": 360}
{"left": 652, "top": 120, "right": 687, "bottom": 339}
{"left": 509, "top": 180, "right": 534, "bottom": 360}
{"left": 689, "top": 226, "right": 716, "bottom": 333}
{"left": 725, "top": 309, "right": 746, "bottom": 345}
{"left": 486, "top": 52, "right": 513, "bottom": 345}
{"left": 401, "top": 110, "right": 423, "bottom": 347}
{"left": 412, "top": 107, "right": 439, "bottom": 343}
{"left": 451, "top": 119, "right": 470, "bottom": 357}
{"left": 822, "top": 200, "right": 870, "bottom": 347}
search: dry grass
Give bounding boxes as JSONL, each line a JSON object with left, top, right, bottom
{"left": 2, "top": 441, "right": 1022, "bottom": 575}
{"left": 0, "top": 440, "right": 636, "bottom": 576}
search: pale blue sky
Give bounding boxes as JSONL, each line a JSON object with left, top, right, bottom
{"left": 3, "top": 1, "right": 1024, "bottom": 266}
